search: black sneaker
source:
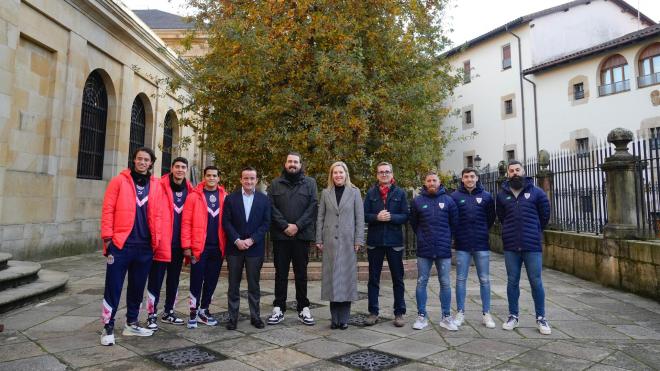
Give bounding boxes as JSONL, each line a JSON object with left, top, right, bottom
{"left": 161, "top": 311, "right": 185, "bottom": 325}
{"left": 146, "top": 314, "right": 159, "bottom": 331}
{"left": 197, "top": 309, "right": 218, "bottom": 326}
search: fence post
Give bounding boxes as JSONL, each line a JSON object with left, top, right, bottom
{"left": 535, "top": 150, "right": 555, "bottom": 227}
{"left": 601, "top": 128, "right": 644, "bottom": 239}
{"left": 496, "top": 160, "right": 507, "bottom": 189}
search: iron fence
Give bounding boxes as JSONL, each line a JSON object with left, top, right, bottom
{"left": 632, "top": 134, "right": 660, "bottom": 238}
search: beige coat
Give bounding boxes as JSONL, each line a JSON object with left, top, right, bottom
{"left": 316, "top": 186, "right": 365, "bottom": 302}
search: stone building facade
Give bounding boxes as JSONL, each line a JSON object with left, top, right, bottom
{"left": 0, "top": 0, "right": 200, "bottom": 260}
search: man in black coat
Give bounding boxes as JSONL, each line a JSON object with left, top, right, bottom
{"left": 267, "top": 152, "right": 318, "bottom": 326}
{"left": 222, "top": 167, "right": 271, "bottom": 330}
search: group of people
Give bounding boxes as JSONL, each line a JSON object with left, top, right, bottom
{"left": 99, "top": 148, "right": 551, "bottom": 347}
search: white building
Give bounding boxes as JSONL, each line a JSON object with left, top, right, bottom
{"left": 441, "top": 0, "right": 655, "bottom": 174}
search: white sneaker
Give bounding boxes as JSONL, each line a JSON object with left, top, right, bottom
{"left": 439, "top": 315, "right": 458, "bottom": 331}
{"left": 502, "top": 315, "right": 519, "bottom": 331}
{"left": 100, "top": 328, "right": 115, "bottom": 346}
{"left": 412, "top": 314, "right": 428, "bottom": 330}
{"left": 536, "top": 316, "right": 552, "bottom": 335}
{"left": 298, "top": 307, "right": 315, "bottom": 325}
{"left": 453, "top": 311, "right": 465, "bottom": 326}
{"left": 482, "top": 313, "right": 496, "bottom": 328}
{"left": 122, "top": 323, "right": 154, "bottom": 337}
{"left": 268, "top": 306, "right": 284, "bottom": 325}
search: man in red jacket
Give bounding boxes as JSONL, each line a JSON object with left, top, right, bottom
{"left": 181, "top": 166, "right": 227, "bottom": 329}
{"left": 100, "top": 147, "right": 162, "bottom": 346}
{"left": 145, "top": 157, "right": 194, "bottom": 330}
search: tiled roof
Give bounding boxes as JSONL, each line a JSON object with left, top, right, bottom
{"left": 443, "top": 0, "right": 654, "bottom": 58}
{"left": 523, "top": 24, "right": 660, "bottom": 74}
{"left": 133, "top": 9, "right": 195, "bottom": 30}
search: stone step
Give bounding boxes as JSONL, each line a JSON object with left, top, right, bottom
{"left": 0, "top": 269, "right": 69, "bottom": 314}
{"left": 0, "top": 253, "right": 12, "bottom": 270}
{"left": 0, "top": 261, "right": 41, "bottom": 291}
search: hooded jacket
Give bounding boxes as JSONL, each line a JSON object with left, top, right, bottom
{"left": 156, "top": 173, "right": 194, "bottom": 262}
{"left": 101, "top": 169, "right": 161, "bottom": 254}
{"left": 410, "top": 185, "right": 458, "bottom": 259}
{"left": 364, "top": 182, "right": 409, "bottom": 247}
{"left": 181, "top": 182, "right": 228, "bottom": 260}
{"left": 450, "top": 181, "right": 495, "bottom": 251}
{"left": 496, "top": 177, "right": 550, "bottom": 252}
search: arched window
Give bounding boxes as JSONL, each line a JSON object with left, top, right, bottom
{"left": 161, "top": 111, "right": 175, "bottom": 175}
{"left": 76, "top": 71, "right": 108, "bottom": 180}
{"left": 638, "top": 43, "right": 660, "bottom": 88}
{"left": 128, "top": 96, "right": 146, "bottom": 167}
{"left": 599, "top": 54, "right": 630, "bottom": 96}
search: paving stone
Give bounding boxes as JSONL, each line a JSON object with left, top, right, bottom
{"left": 515, "top": 325, "right": 572, "bottom": 339}
{"left": 119, "top": 330, "right": 196, "bottom": 355}
{"left": 56, "top": 344, "right": 138, "bottom": 368}
{"left": 293, "top": 338, "right": 358, "bottom": 359}
{"left": 610, "top": 325, "right": 660, "bottom": 340}
{"left": 291, "top": 359, "right": 352, "bottom": 370}
{"left": 371, "top": 337, "right": 446, "bottom": 360}
{"left": 586, "top": 365, "right": 632, "bottom": 371}
{"left": 392, "top": 362, "right": 449, "bottom": 371}
{"left": 442, "top": 337, "right": 473, "bottom": 347}
{"left": 239, "top": 347, "right": 318, "bottom": 370}
{"left": 457, "top": 339, "right": 529, "bottom": 361}
{"left": 205, "top": 336, "right": 279, "bottom": 357}
{"left": 0, "top": 340, "right": 45, "bottom": 362}
{"left": 423, "top": 349, "right": 502, "bottom": 370}
{"left": 186, "top": 358, "right": 259, "bottom": 370}
{"left": 537, "top": 340, "right": 613, "bottom": 362}
{"left": 172, "top": 325, "right": 244, "bottom": 344}
{"left": 618, "top": 342, "right": 660, "bottom": 368}
{"left": 500, "top": 338, "right": 553, "bottom": 349}
{"left": 600, "top": 351, "right": 655, "bottom": 371}
{"left": 327, "top": 328, "right": 398, "bottom": 347}
{"left": 252, "top": 327, "right": 320, "bottom": 346}
{"left": 0, "top": 354, "right": 67, "bottom": 371}
{"left": 510, "top": 349, "right": 594, "bottom": 370}
{"left": 78, "top": 356, "right": 164, "bottom": 371}
{"left": 489, "top": 362, "right": 540, "bottom": 370}
{"left": 553, "top": 321, "right": 631, "bottom": 340}
{"left": 408, "top": 328, "right": 448, "bottom": 346}
{"left": 36, "top": 331, "right": 101, "bottom": 353}
{"left": 1, "top": 309, "right": 60, "bottom": 331}
{"left": 0, "top": 329, "right": 29, "bottom": 345}
{"left": 22, "top": 315, "right": 98, "bottom": 339}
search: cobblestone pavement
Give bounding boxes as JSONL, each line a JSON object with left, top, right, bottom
{"left": 0, "top": 252, "right": 658, "bottom": 370}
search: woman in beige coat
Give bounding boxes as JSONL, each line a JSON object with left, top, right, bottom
{"left": 316, "top": 161, "right": 365, "bottom": 329}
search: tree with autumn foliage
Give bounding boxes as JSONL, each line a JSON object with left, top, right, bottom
{"left": 179, "top": 0, "right": 459, "bottom": 189}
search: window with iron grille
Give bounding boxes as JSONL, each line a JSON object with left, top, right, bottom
{"left": 76, "top": 71, "right": 108, "bottom": 180}
{"left": 502, "top": 44, "right": 511, "bottom": 70}
{"left": 506, "top": 150, "right": 515, "bottom": 161}
{"left": 463, "top": 60, "right": 471, "bottom": 83}
{"left": 128, "top": 96, "right": 146, "bottom": 167}
{"left": 576, "top": 137, "right": 589, "bottom": 158}
{"left": 161, "top": 111, "right": 174, "bottom": 176}
{"left": 573, "top": 83, "right": 584, "bottom": 100}
{"left": 464, "top": 110, "right": 472, "bottom": 125}
{"left": 504, "top": 99, "right": 513, "bottom": 115}
{"left": 466, "top": 155, "right": 474, "bottom": 168}
{"left": 650, "top": 127, "right": 660, "bottom": 150}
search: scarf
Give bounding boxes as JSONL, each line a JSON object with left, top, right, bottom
{"left": 378, "top": 178, "right": 395, "bottom": 203}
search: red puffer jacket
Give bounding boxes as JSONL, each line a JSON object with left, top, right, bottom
{"left": 156, "top": 174, "right": 194, "bottom": 262}
{"left": 101, "top": 169, "right": 162, "bottom": 254}
{"left": 181, "top": 182, "right": 227, "bottom": 260}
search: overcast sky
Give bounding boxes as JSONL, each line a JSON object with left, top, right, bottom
{"left": 124, "top": 0, "right": 659, "bottom": 47}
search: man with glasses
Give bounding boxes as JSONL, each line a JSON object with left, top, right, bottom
{"left": 363, "top": 162, "right": 409, "bottom": 327}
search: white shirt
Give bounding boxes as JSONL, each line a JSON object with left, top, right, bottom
{"left": 242, "top": 188, "right": 254, "bottom": 222}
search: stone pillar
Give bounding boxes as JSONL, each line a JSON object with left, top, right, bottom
{"left": 535, "top": 150, "right": 555, "bottom": 227}
{"left": 601, "top": 128, "right": 646, "bottom": 240}
{"left": 496, "top": 160, "right": 507, "bottom": 190}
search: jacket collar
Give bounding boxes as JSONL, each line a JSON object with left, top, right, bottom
{"left": 458, "top": 181, "right": 484, "bottom": 195}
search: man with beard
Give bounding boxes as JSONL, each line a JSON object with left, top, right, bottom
{"left": 100, "top": 147, "right": 162, "bottom": 346}
{"left": 145, "top": 157, "right": 194, "bottom": 330}
{"left": 267, "top": 152, "right": 318, "bottom": 326}
{"left": 496, "top": 160, "right": 551, "bottom": 335}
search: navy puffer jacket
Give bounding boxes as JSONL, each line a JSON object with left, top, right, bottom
{"left": 496, "top": 177, "right": 550, "bottom": 252}
{"left": 364, "top": 183, "right": 409, "bottom": 247}
{"left": 450, "top": 182, "right": 495, "bottom": 251}
{"left": 410, "top": 186, "right": 458, "bottom": 259}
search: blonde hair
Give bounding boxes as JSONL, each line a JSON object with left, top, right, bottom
{"left": 326, "top": 161, "right": 354, "bottom": 189}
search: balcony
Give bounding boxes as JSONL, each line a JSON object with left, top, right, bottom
{"left": 598, "top": 79, "right": 630, "bottom": 97}
{"left": 638, "top": 72, "right": 660, "bottom": 88}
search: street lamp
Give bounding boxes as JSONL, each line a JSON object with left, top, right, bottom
{"left": 474, "top": 154, "right": 482, "bottom": 171}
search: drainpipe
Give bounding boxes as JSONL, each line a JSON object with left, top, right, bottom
{"left": 523, "top": 74, "right": 540, "bottom": 159}
{"left": 506, "top": 26, "right": 527, "bottom": 165}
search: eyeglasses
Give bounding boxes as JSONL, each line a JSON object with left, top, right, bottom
{"left": 377, "top": 171, "right": 392, "bottom": 175}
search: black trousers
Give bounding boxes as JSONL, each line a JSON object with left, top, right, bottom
{"left": 227, "top": 254, "right": 264, "bottom": 321}
{"left": 330, "top": 301, "right": 352, "bottom": 325}
{"left": 272, "top": 240, "right": 310, "bottom": 312}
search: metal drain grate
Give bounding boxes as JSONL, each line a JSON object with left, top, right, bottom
{"left": 285, "top": 301, "right": 325, "bottom": 311}
{"left": 239, "top": 289, "right": 273, "bottom": 299}
{"left": 214, "top": 311, "right": 249, "bottom": 323}
{"left": 348, "top": 313, "right": 390, "bottom": 327}
{"left": 150, "top": 346, "right": 226, "bottom": 369}
{"left": 331, "top": 349, "right": 407, "bottom": 371}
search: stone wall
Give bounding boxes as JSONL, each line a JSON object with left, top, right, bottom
{"left": 489, "top": 224, "right": 659, "bottom": 300}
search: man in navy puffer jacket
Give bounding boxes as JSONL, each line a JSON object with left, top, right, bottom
{"left": 450, "top": 168, "right": 496, "bottom": 329}
{"left": 496, "top": 160, "right": 551, "bottom": 335}
{"left": 410, "top": 171, "right": 458, "bottom": 331}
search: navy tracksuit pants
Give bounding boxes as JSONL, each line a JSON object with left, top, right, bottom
{"left": 189, "top": 245, "right": 223, "bottom": 313}
{"left": 102, "top": 243, "right": 153, "bottom": 331}
{"left": 146, "top": 245, "right": 184, "bottom": 315}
